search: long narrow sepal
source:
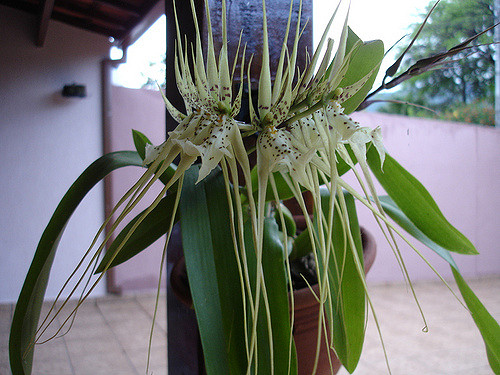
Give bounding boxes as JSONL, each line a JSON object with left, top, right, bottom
{"left": 258, "top": 0, "right": 272, "bottom": 121}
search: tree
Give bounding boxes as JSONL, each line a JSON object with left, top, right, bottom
{"left": 377, "top": 0, "right": 495, "bottom": 125}
{"left": 141, "top": 54, "right": 166, "bottom": 91}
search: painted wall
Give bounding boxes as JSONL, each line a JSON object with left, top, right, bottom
{"left": 0, "top": 5, "right": 111, "bottom": 303}
{"left": 350, "top": 112, "right": 500, "bottom": 283}
{"left": 107, "top": 85, "right": 166, "bottom": 293}
{"left": 107, "top": 87, "right": 499, "bottom": 292}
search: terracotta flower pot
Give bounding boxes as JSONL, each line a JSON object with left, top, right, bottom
{"left": 292, "top": 227, "right": 376, "bottom": 375}
{"left": 170, "top": 227, "right": 377, "bottom": 375}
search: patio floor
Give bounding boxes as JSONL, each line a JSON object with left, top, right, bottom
{"left": 1, "top": 277, "right": 498, "bottom": 375}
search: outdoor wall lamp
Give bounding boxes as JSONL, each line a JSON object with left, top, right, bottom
{"left": 62, "top": 83, "right": 87, "bottom": 98}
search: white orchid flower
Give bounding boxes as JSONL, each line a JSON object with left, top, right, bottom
{"left": 100, "top": 1, "right": 389, "bottom": 373}
{"left": 29, "top": 3, "right": 491, "bottom": 375}
{"left": 141, "top": 0, "right": 250, "bottom": 186}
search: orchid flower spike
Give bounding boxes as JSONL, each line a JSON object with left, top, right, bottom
{"left": 143, "top": 0, "right": 251, "bottom": 184}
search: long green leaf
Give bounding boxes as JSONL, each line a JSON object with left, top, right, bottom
{"left": 366, "top": 146, "right": 477, "bottom": 255}
{"left": 260, "top": 218, "right": 297, "bottom": 375}
{"left": 95, "top": 194, "right": 178, "bottom": 273}
{"left": 243, "top": 218, "right": 298, "bottom": 374}
{"left": 290, "top": 226, "right": 313, "bottom": 260}
{"left": 378, "top": 195, "right": 500, "bottom": 374}
{"left": 181, "top": 165, "right": 297, "bottom": 374}
{"left": 339, "top": 29, "right": 384, "bottom": 114}
{"left": 317, "top": 189, "right": 365, "bottom": 372}
{"left": 180, "top": 166, "right": 246, "bottom": 374}
{"left": 9, "top": 151, "right": 144, "bottom": 375}
{"left": 204, "top": 168, "right": 249, "bottom": 374}
{"left": 452, "top": 269, "right": 500, "bottom": 374}
{"left": 378, "top": 195, "right": 458, "bottom": 268}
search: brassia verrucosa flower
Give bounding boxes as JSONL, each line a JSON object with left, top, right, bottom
{"left": 9, "top": 1, "right": 499, "bottom": 375}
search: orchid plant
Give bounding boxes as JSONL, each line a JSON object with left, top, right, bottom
{"left": 9, "top": 0, "right": 500, "bottom": 374}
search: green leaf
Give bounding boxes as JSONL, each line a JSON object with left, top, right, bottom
{"left": 452, "top": 269, "right": 500, "bottom": 374}
{"left": 204, "top": 168, "right": 251, "bottom": 374}
{"left": 95, "top": 194, "right": 179, "bottom": 273}
{"left": 337, "top": 144, "right": 358, "bottom": 177}
{"left": 131, "top": 129, "right": 178, "bottom": 188}
{"left": 274, "top": 203, "right": 296, "bottom": 237}
{"left": 248, "top": 167, "right": 299, "bottom": 203}
{"left": 243, "top": 218, "right": 298, "bottom": 374}
{"left": 376, "top": 195, "right": 499, "bottom": 374}
{"left": 181, "top": 166, "right": 297, "bottom": 374}
{"left": 290, "top": 227, "right": 313, "bottom": 260}
{"left": 378, "top": 195, "right": 458, "bottom": 268}
{"left": 261, "top": 218, "right": 296, "bottom": 374}
{"left": 9, "top": 151, "right": 144, "bottom": 375}
{"left": 339, "top": 29, "right": 384, "bottom": 114}
{"left": 366, "top": 146, "right": 477, "bottom": 255}
{"left": 180, "top": 166, "right": 246, "bottom": 374}
{"left": 317, "top": 189, "right": 365, "bottom": 372}
{"left": 132, "top": 129, "right": 152, "bottom": 160}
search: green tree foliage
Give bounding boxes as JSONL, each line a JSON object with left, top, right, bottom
{"left": 141, "top": 54, "right": 166, "bottom": 90}
{"left": 379, "top": 0, "right": 495, "bottom": 125}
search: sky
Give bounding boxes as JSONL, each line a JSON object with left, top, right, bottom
{"left": 112, "top": 0, "right": 434, "bottom": 89}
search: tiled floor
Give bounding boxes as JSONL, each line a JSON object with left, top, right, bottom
{"left": 1, "top": 294, "right": 167, "bottom": 375}
{"left": 1, "top": 277, "right": 498, "bottom": 375}
{"left": 337, "top": 277, "right": 499, "bottom": 375}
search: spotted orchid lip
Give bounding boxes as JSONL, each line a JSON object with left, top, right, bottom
{"left": 26, "top": 5, "right": 490, "bottom": 375}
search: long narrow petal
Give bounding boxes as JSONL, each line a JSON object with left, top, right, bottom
{"left": 258, "top": 0, "right": 272, "bottom": 120}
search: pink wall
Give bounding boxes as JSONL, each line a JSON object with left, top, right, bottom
{"left": 351, "top": 112, "right": 500, "bottom": 283}
{"left": 108, "top": 86, "right": 167, "bottom": 292}
{"left": 108, "top": 87, "right": 499, "bottom": 292}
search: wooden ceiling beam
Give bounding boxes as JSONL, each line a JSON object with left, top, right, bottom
{"left": 117, "top": 0, "right": 163, "bottom": 47}
{"left": 52, "top": 12, "right": 126, "bottom": 38}
{"left": 36, "top": 0, "right": 55, "bottom": 47}
{"left": 53, "top": 0, "right": 136, "bottom": 28}
{"left": 0, "top": 0, "right": 161, "bottom": 45}
{"left": 94, "top": 0, "right": 142, "bottom": 17}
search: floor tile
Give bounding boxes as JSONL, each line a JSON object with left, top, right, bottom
{"left": 1, "top": 277, "right": 498, "bottom": 374}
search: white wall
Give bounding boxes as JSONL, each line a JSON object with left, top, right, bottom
{"left": 0, "top": 5, "right": 111, "bottom": 303}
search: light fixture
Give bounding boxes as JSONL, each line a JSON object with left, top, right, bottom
{"left": 62, "top": 83, "right": 86, "bottom": 98}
